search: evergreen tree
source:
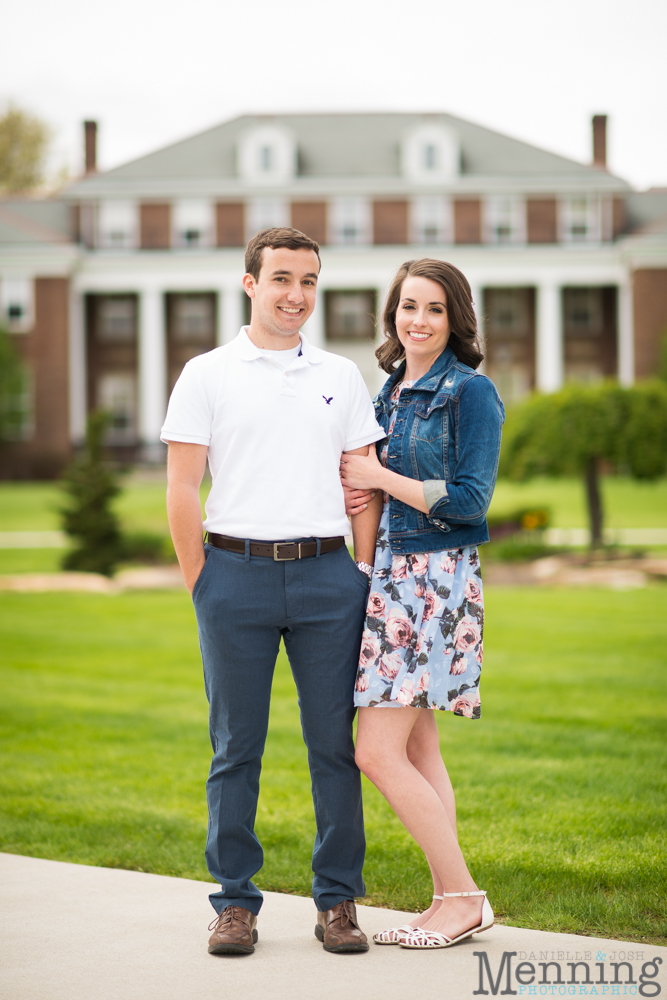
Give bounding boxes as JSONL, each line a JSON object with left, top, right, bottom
{"left": 60, "top": 412, "right": 123, "bottom": 576}
{"left": 499, "top": 381, "right": 667, "bottom": 547}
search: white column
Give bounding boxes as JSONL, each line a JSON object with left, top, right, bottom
{"left": 218, "top": 286, "right": 245, "bottom": 345}
{"left": 138, "top": 287, "right": 167, "bottom": 459}
{"left": 302, "top": 290, "right": 325, "bottom": 347}
{"left": 68, "top": 289, "right": 86, "bottom": 443}
{"left": 536, "top": 282, "right": 563, "bottom": 392}
{"left": 618, "top": 282, "right": 634, "bottom": 386}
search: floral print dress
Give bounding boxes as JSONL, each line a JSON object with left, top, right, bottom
{"left": 354, "top": 382, "right": 483, "bottom": 718}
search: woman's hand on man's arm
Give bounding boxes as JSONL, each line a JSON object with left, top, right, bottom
{"left": 340, "top": 449, "right": 430, "bottom": 515}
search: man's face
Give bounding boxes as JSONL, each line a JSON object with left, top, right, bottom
{"left": 243, "top": 246, "right": 320, "bottom": 338}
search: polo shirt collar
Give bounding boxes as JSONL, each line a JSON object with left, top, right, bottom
{"left": 233, "top": 326, "right": 324, "bottom": 365}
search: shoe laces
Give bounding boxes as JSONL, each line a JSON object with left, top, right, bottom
{"left": 208, "top": 906, "right": 243, "bottom": 933}
{"left": 337, "top": 900, "right": 358, "bottom": 929}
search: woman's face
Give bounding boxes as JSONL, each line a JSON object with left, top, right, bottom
{"left": 395, "top": 276, "right": 451, "bottom": 369}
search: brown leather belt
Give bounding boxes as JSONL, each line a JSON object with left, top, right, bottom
{"left": 206, "top": 532, "right": 345, "bottom": 561}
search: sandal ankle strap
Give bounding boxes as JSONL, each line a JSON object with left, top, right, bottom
{"left": 432, "top": 894, "right": 444, "bottom": 900}
{"left": 440, "top": 890, "right": 487, "bottom": 898}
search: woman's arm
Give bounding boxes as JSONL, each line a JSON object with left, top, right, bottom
{"left": 340, "top": 447, "right": 430, "bottom": 515}
{"left": 343, "top": 445, "right": 383, "bottom": 563}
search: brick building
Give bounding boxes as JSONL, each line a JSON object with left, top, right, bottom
{"left": 1, "top": 112, "right": 666, "bottom": 476}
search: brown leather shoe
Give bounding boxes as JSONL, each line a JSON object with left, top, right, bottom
{"left": 315, "top": 900, "right": 369, "bottom": 953}
{"left": 207, "top": 905, "right": 258, "bottom": 955}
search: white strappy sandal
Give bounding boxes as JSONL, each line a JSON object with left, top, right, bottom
{"left": 372, "top": 895, "right": 444, "bottom": 945}
{"left": 399, "top": 891, "right": 494, "bottom": 950}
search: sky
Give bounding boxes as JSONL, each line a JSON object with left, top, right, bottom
{"left": 2, "top": 0, "right": 666, "bottom": 190}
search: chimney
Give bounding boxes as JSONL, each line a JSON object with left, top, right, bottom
{"left": 84, "top": 120, "right": 97, "bottom": 174}
{"left": 592, "top": 115, "right": 607, "bottom": 169}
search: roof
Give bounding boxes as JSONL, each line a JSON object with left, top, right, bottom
{"left": 0, "top": 199, "right": 72, "bottom": 246}
{"left": 625, "top": 189, "right": 667, "bottom": 232}
{"left": 65, "top": 112, "right": 630, "bottom": 198}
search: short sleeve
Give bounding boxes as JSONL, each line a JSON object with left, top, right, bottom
{"left": 160, "top": 357, "right": 213, "bottom": 446}
{"left": 343, "top": 365, "right": 385, "bottom": 452}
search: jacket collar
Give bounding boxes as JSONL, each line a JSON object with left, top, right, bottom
{"left": 377, "top": 346, "right": 457, "bottom": 403}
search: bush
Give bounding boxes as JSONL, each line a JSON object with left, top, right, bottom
{"left": 120, "top": 532, "right": 176, "bottom": 565}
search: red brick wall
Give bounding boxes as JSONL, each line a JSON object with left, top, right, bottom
{"left": 216, "top": 203, "right": 245, "bottom": 247}
{"left": 633, "top": 269, "right": 667, "bottom": 378}
{"left": 140, "top": 203, "right": 171, "bottom": 249}
{"left": 291, "top": 202, "right": 327, "bottom": 245}
{"left": 454, "top": 199, "right": 482, "bottom": 244}
{"left": 372, "top": 201, "right": 408, "bottom": 245}
{"left": 527, "top": 199, "right": 557, "bottom": 243}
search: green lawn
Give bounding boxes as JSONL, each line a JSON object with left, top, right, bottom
{"left": 0, "top": 586, "right": 665, "bottom": 944}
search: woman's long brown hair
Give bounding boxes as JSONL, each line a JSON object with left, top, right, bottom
{"left": 376, "top": 259, "right": 484, "bottom": 373}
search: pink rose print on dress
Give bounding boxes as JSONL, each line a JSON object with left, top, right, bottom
{"left": 454, "top": 616, "right": 482, "bottom": 653}
{"left": 417, "top": 672, "right": 429, "bottom": 694}
{"left": 449, "top": 655, "right": 467, "bottom": 675}
{"left": 422, "top": 589, "right": 441, "bottom": 622}
{"left": 355, "top": 671, "right": 369, "bottom": 693}
{"left": 367, "top": 592, "right": 386, "bottom": 618}
{"left": 465, "top": 578, "right": 482, "bottom": 603}
{"left": 397, "top": 677, "right": 415, "bottom": 705}
{"left": 415, "top": 628, "right": 427, "bottom": 655}
{"left": 475, "top": 640, "right": 483, "bottom": 666}
{"left": 449, "top": 692, "right": 480, "bottom": 718}
{"left": 391, "top": 555, "right": 410, "bottom": 582}
{"left": 440, "top": 553, "right": 457, "bottom": 576}
{"left": 377, "top": 650, "right": 403, "bottom": 681}
{"left": 410, "top": 554, "right": 429, "bottom": 577}
{"left": 414, "top": 582, "right": 426, "bottom": 599}
{"left": 384, "top": 611, "right": 413, "bottom": 648}
{"left": 359, "top": 634, "right": 381, "bottom": 668}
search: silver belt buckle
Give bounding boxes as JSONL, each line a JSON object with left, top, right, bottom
{"left": 273, "top": 542, "right": 300, "bottom": 561}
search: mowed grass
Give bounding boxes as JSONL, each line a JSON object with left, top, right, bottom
{"left": 0, "top": 586, "right": 665, "bottom": 944}
{"left": 1, "top": 475, "right": 667, "bottom": 534}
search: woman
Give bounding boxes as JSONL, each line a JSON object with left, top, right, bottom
{"left": 340, "top": 259, "right": 504, "bottom": 950}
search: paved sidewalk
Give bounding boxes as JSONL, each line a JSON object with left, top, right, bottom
{"left": 1, "top": 854, "right": 664, "bottom": 1000}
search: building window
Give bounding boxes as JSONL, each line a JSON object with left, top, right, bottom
{"left": 260, "top": 145, "right": 273, "bottom": 171}
{"left": 410, "top": 196, "right": 453, "bottom": 244}
{"left": 483, "top": 288, "right": 535, "bottom": 404}
{"left": 325, "top": 290, "right": 376, "bottom": 340}
{"left": 246, "top": 198, "right": 289, "bottom": 239}
{"left": 173, "top": 200, "right": 213, "bottom": 248}
{"left": 424, "top": 144, "right": 437, "bottom": 170}
{"left": 167, "top": 293, "right": 217, "bottom": 392}
{"left": 96, "top": 298, "right": 136, "bottom": 342}
{"left": 0, "top": 277, "right": 32, "bottom": 332}
{"left": 238, "top": 126, "right": 297, "bottom": 185}
{"left": 97, "top": 372, "right": 137, "bottom": 444}
{"left": 98, "top": 201, "right": 137, "bottom": 249}
{"left": 563, "top": 287, "right": 616, "bottom": 383}
{"left": 329, "top": 197, "right": 371, "bottom": 245}
{"left": 401, "top": 124, "right": 460, "bottom": 183}
{"left": 560, "top": 197, "right": 600, "bottom": 243}
{"left": 484, "top": 196, "right": 526, "bottom": 244}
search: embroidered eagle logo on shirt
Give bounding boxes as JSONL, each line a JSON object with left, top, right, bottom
{"left": 323, "top": 396, "right": 333, "bottom": 405}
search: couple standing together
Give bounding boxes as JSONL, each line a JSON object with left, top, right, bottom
{"left": 161, "top": 227, "right": 505, "bottom": 956}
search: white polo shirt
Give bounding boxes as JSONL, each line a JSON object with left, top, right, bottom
{"left": 160, "top": 327, "right": 385, "bottom": 540}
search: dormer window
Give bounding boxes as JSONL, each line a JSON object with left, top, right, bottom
{"left": 238, "top": 126, "right": 297, "bottom": 185}
{"left": 402, "top": 124, "right": 459, "bottom": 183}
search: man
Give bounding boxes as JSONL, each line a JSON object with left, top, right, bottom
{"left": 161, "top": 227, "right": 384, "bottom": 955}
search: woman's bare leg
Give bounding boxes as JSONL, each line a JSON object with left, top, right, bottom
{"left": 356, "top": 706, "right": 483, "bottom": 938}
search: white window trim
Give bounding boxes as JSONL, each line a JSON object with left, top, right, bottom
{"left": 245, "top": 198, "right": 290, "bottom": 241}
{"left": 328, "top": 197, "right": 372, "bottom": 246}
{"left": 0, "top": 276, "right": 33, "bottom": 332}
{"left": 97, "top": 200, "right": 138, "bottom": 250}
{"left": 483, "top": 196, "right": 526, "bottom": 245}
{"left": 558, "top": 195, "right": 601, "bottom": 244}
{"left": 172, "top": 199, "right": 214, "bottom": 249}
{"left": 409, "top": 196, "right": 453, "bottom": 244}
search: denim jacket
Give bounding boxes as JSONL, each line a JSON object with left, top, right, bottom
{"left": 374, "top": 346, "right": 505, "bottom": 554}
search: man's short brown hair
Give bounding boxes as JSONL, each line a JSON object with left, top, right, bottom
{"left": 244, "top": 227, "right": 321, "bottom": 280}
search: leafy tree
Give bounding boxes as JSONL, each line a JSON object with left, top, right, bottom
{"left": 0, "top": 324, "right": 31, "bottom": 441}
{"left": 0, "top": 106, "right": 51, "bottom": 192}
{"left": 60, "top": 412, "right": 123, "bottom": 576}
{"left": 499, "top": 381, "right": 667, "bottom": 547}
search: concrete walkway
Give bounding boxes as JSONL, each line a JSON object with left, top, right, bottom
{"left": 1, "top": 854, "right": 664, "bottom": 1000}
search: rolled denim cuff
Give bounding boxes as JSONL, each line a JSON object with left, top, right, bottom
{"left": 423, "top": 479, "right": 449, "bottom": 510}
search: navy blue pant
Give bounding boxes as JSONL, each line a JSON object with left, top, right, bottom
{"left": 192, "top": 541, "right": 369, "bottom": 915}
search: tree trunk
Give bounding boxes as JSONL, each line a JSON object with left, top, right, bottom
{"left": 584, "top": 456, "right": 604, "bottom": 548}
